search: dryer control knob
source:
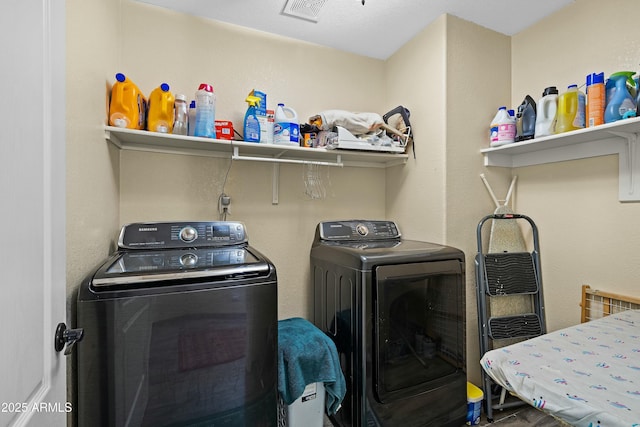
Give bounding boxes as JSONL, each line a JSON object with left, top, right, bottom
{"left": 180, "top": 226, "right": 198, "bottom": 242}
{"left": 180, "top": 253, "right": 198, "bottom": 267}
{"left": 356, "top": 224, "right": 369, "bottom": 236}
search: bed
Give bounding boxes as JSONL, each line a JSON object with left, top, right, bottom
{"left": 480, "top": 285, "right": 640, "bottom": 426}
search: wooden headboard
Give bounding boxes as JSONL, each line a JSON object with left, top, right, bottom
{"left": 580, "top": 284, "right": 640, "bottom": 323}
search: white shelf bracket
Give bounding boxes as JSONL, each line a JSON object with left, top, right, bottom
{"left": 609, "top": 131, "right": 639, "bottom": 201}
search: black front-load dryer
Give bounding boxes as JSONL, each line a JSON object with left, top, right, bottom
{"left": 311, "top": 220, "right": 466, "bottom": 427}
{"left": 75, "top": 221, "right": 277, "bottom": 427}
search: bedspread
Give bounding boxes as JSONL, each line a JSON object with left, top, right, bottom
{"left": 480, "top": 310, "right": 640, "bottom": 426}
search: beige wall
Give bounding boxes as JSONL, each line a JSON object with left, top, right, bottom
{"left": 66, "top": 0, "right": 122, "bottom": 298}
{"left": 512, "top": 0, "right": 640, "bottom": 332}
{"left": 445, "top": 16, "right": 512, "bottom": 386}
{"left": 385, "top": 15, "right": 513, "bottom": 385}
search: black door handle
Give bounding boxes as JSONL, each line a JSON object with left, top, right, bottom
{"left": 54, "top": 323, "right": 84, "bottom": 356}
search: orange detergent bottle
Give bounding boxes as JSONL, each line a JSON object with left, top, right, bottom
{"left": 109, "top": 73, "right": 147, "bottom": 129}
{"left": 147, "top": 83, "right": 175, "bottom": 133}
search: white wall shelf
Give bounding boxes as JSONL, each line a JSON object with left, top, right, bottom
{"left": 104, "top": 126, "right": 409, "bottom": 169}
{"left": 481, "top": 116, "right": 640, "bottom": 202}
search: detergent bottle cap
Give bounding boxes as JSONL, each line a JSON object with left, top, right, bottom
{"left": 593, "top": 72, "right": 605, "bottom": 84}
{"left": 198, "top": 83, "right": 214, "bottom": 93}
{"left": 160, "top": 83, "right": 170, "bottom": 92}
{"left": 498, "top": 106, "right": 506, "bottom": 110}
{"left": 175, "top": 94, "right": 186, "bottom": 102}
{"left": 116, "top": 73, "right": 126, "bottom": 83}
{"left": 542, "top": 86, "right": 558, "bottom": 96}
{"left": 568, "top": 84, "right": 577, "bottom": 89}
{"left": 190, "top": 100, "right": 196, "bottom": 108}
{"left": 609, "top": 71, "right": 636, "bottom": 86}
{"left": 245, "top": 95, "right": 261, "bottom": 107}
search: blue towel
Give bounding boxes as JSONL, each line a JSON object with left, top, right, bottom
{"left": 277, "top": 317, "right": 346, "bottom": 415}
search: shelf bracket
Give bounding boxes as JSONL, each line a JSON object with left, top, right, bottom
{"left": 609, "top": 131, "right": 639, "bottom": 201}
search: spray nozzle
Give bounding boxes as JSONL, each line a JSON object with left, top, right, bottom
{"left": 245, "top": 95, "right": 261, "bottom": 107}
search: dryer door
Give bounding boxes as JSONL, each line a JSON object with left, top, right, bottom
{"left": 372, "top": 259, "right": 465, "bottom": 403}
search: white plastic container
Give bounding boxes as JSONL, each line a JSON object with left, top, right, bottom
{"left": 287, "top": 382, "right": 325, "bottom": 427}
{"left": 274, "top": 103, "right": 300, "bottom": 145}
{"left": 489, "top": 106, "right": 515, "bottom": 147}
{"left": 466, "top": 382, "right": 483, "bottom": 425}
{"left": 194, "top": 83, "right": 216, "bottom": 138}
{"left": 535, "top": 86, "right": 559, "bottom": 138}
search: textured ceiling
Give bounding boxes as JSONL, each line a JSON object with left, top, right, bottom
{"left": 134, "top": 0, "right": 575, "bottom": 60}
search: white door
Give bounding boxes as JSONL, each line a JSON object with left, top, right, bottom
{"left": 0, "top": 0, "right": 67, "bottom": 426}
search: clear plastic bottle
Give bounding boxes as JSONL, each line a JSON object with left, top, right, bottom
{"left": 172, "top": 94, "right": 188, "bottom": 135}
{"left": 194, "top": 83, "right": 216, "bottom": 138}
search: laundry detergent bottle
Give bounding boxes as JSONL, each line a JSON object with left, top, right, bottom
{"left": 109, "top": 73, "right": 147, "bottom": 129}
{"left": 274, "top": 103, "right": 299, "bottom": 145}
{"left": 605, "top": 71, "right": 636, "bottom": 123}
{"left": 586, "top": 72, "right": 605, "bottom": 127}
{"left": 489, "top": 106, "right": 515, "bottom": 147}
{"left": 147, "top": 83, "right": 175, "bottom": 133}
{"left": 555, "top": 84, "right": 585, "bottom": 134}
{"left": 534, "top": 86, "right": 558, "bottom": 138}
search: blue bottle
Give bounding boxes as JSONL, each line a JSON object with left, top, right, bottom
{"left": 604, "top": 71, "right": 636, "bottom": 123}
{"left": 243, "top": 95, "right": 261, "bottom": 143}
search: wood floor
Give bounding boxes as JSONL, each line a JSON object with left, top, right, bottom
{"left": 321, "top": 403, "right": 564, "bottom": 426}
{"left": 477, "top": 405, "right": 565, "bottom": 427}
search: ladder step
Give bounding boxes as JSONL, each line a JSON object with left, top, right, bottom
{"left": 488, "top": 314, "right": 542, "bottom": 340}
{"left": 484, "top": 252, "right": 538, "bottom": 296}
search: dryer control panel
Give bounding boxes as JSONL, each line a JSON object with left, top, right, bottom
{"left": 118, "top": 221, "right": 248, "bottom": 249}
{"left": 317, "top": 220, "right": 401, "bottom": 241}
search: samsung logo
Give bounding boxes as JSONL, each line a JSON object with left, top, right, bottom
{"left": 138, "top": 227, "right": 158, "bottom": 232}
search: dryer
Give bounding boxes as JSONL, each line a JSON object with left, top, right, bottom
{"left": 311, "top": 220, "right": 466, "bottom": 427}
{"left": 75, "top": 221, "right": 277, "bottom": 427}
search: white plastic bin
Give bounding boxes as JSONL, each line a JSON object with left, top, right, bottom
{"left": 287, "top": 382, "right": 325, "bottom": 427}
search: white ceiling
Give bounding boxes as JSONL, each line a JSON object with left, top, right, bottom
{"left": 135, "top": 0, "right": 575, "bottom": 60}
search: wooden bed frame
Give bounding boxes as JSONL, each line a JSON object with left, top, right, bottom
{"left": 580, "top": 284, "right": 640, "bottom": 323}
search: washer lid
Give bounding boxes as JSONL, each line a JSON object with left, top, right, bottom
{"left": 90, "top": 246, "right": 270, "bottom": 288}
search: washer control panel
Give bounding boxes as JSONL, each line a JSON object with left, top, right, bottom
{"left": 317, "top": 220, "right": 401, "bottom": 241}
{"left": 118, "top": 221, "right": 247, "bottom": 249}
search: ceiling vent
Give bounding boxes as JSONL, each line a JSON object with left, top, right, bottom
{"left": 282, "top": 0, "right": 327, "bottom": 23}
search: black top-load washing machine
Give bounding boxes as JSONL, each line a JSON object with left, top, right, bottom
{"left": 311, "top": 220, "right": 467, "bottom": 427}
{"left": 75, "top": 221, "right": 277, "bottom": 427}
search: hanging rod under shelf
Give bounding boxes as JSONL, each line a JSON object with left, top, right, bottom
{"left": 231, "top": 147, "right": 344, "bottom": 167}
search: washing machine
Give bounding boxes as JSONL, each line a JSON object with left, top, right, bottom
{"left": 75, "top": 221, "right": 277, "bottom": 427}
{"left": 310, "top": 220, "right": 466, "bottom": 427}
